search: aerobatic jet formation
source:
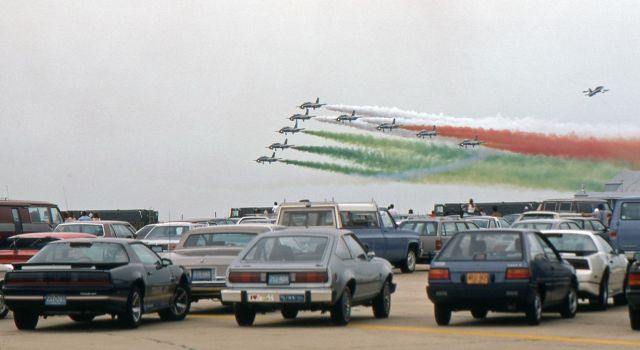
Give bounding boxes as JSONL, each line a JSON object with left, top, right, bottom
{"left": 267, "top": 138, "right": 295, "bottom": 150}
{"left": 336, "top": 110, "right": 359, "bottom": 122}
{"left": 255, "top": 152, "right": 282, "bottom": 164}
{"left": 376, "top": 118, "right": 399, "bottom": 132}
{"left": 583, "top": 86, "right": 609, "bottom": 97}
{"left": 417, "top": 125, "right": 438, "bottom": 139}
{"left": 277, "top": 120, "right": 305, "bottom": 135}
{"left": 289, "top": 109, "right": 314, "bottom": 122}
{"left": 459, "top": 136, "right": 483, "bottom": 148}
{"left": 298, "top": 97, "right": 326, "bottom": 110}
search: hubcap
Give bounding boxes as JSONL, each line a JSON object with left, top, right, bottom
{"left": 383, "top": 284, "right": 391, "bottom": 313}
{"left": 407, "top": 251, "right": 416, "bottom": 270}
{"left": 131, "top": 292, "right": 141, "bottom": 323}
{"left": 569, "top": 289, "right": 578, "bottom": 314}
{"left": 171, "top": 287, "right": 188, "bottom": 315}
{"left": 534, "top": 295, "right": 542, "bottom": 320}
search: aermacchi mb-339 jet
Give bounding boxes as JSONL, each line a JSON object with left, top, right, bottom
{"left": 459, "top": 136, "right": 483, "bottom": 148}
{"left": 255, "top": 152, "right": 281, "bottom": 164}
{"left": 277, "top": 120, "right": 305, "bottom": 135}
{"left": 417, "top": 125, "right": 438, "bottom": 139}
{"left": 583, "top": 86, "right": 609, "bottom": 97}
{"left": 288, "top": 109, "right": 314, "bottom": 122}
{"left": 298, "top": 97, "right": 326, "bottom": 110}
{"left": 336, "top": 110, "right": 359, "bottom": 122}
{"left": 376, "top": 118, "right": 399, "bottom": 132}
{"left": 267, "top": 139, "right": 295, "bottom": 151}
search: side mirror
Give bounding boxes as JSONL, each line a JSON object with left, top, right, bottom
{"left": 366, "top": 251, "right": 376, "bottom": 261}
{"left": 357, "top": 253, "right": 367, "bottom": 260}
{"left": 158, "top": 258, "right": 172, "bottom": 268}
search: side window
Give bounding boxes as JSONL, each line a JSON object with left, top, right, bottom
{"left": 343, "top": 234, "right": 367, "bottom": 258}
{"left": 526, "top": 233, "right": 545, "bottom": 260}
{"left": 568, "top": 222, "right": 580, "bottom": 230}
{"left": 424, "top": 222, "right": 437, "bottom": 236}
{"left": 442, "top": 222, "right": 457, "bottom": 236}
{"left": 455, "top": 222, "right": 467, "bottom": 231}
{"left": 591, "top": 220, "right": 606, "bottom": 231}
{"left": 113, "top": 225, "right": 134, "bottom": 239}
{"left": 559, "top": 202, "right": 572, "bottom": 212}
{"left": 335, "top": 237, "right": 352, "bottom": 260}
{"left": 559, "top": 223, "right": 569, "bottom": 229}
{"left": 535, "top": 235, "right": 560, "bottom": 262}
{"left": 131, "top": 244, "right": 161, "bottom": 265}
{"left": 379, "top": 210, "right": 395, "bottom": 229}
{"left": 595, "top": 235, "right": 615, "bottom": 254}
{"left": 50, "top": 208, "right": 63, "bottom": 225}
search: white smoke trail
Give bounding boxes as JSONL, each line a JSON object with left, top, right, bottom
{"left": 323, "top": 104, "right": 640, "bottom": 138}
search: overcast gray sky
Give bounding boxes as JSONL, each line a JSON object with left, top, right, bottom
{"left": 2, "top": 1, "right": 639, "bottom": 219}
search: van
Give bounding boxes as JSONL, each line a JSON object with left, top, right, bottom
{"left": 0, "top": 200, "right": 63, "bottom": 240}
{"left": 609, "top": 196, "right": 640, "bottom": 260}
{"left": 539, "top": 198, "right": 610, "bottom": 214}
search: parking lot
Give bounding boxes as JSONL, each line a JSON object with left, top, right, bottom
{"left": 1, "top": 265, "right": 637, "bottom": 350}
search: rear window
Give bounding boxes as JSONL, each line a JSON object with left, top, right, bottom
{"left": 620, "top": 202, "right": 640, "bottom": 220}
{"left": 0, "top": 237, "right": 58, "bottom": 250}
{"left": 340, "top": 211, "right": 379, "bottom": 229}
{"left": 55, "top": 224, "right": 104, "bottom": 236}
{"left": 521, "top": 214, "right": 555, "bottom": 220}
{"left": 29, "top": 241, "right": 129, "bottom": 264}
{"left": 242, "top": 236, "right": 329, "bottom": 262}
{"left": 438, "top": 232, "right": 523, "bottom": 261}
{"left": 184, "top": 232, "right": 257, "bottom": 248}
{"left": 512, "top": 222, "right": 553, "bottom": 230}
{"left": 144, "top": 226, "right": 190, "bottom": 240}
{"left": 280, "top": 210, "right": 335, "bottom": 227}
{"left": 544, "top": 233, "right": 597, "bottom": 255}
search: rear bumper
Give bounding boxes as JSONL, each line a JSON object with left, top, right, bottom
{"left": 3, "top": 293, "right": 128, "bottom": 315}
{"left": 427, "top": 282, "right": 534, "bottom": 311}
{"left": 221, "top": 288, "right": 333, "bottom": 305}
{"left": 190, "top": 281, "right": 226, "bottom": 299}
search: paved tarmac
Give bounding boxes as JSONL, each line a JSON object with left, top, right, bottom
{"left": 1, "top": 265, "right": 637, "bottom": 350}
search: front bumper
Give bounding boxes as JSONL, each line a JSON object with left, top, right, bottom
{"left": 221, "top": 288, "right": 333, "bottom": 305}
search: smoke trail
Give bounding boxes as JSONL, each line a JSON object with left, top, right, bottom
{"left": 283, "top": 160, "right": 377, "bottom": 176}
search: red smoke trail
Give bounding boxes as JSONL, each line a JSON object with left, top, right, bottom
{"left": 403, "top": 125, "right": 640, "bottom": 166}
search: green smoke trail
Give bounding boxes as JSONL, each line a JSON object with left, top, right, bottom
{"left": 283, "top": 160, "right": 378, "bottom": 176}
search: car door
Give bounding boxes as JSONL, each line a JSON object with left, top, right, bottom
{"left": 536, "top": 234, "right": 572, "bottom": 304}
{"left": 378, "top": 209, "right": 399, "bottom": 260}
{"left": 343, "top": 234, "right": 380, "bottom": 300}
{"left": 130, "top": 243, "right": 175, "bottom": 309}
{"left": 526, "top": 233, "right": 558, "bottom": 304}
{"left": 596, "top": 235, "right": 627, "bottom": 294}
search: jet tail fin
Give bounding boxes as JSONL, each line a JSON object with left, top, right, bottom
{"left": 271, "top": 152, "right": 276, "bottom": 158}
{"left": 392, "top": 118, "right": 396, "bottom": 124}
{"left": 305, "top": 109, "right": 309, "bottom": 115}
{"left": 316, "top": 97, "right": 319, "bottom": 103}
{"left": 351, "top": 110, "right": 355, "bottom": 116}
{"left": 284, "top": 138, "right": 288, "bottom": 145}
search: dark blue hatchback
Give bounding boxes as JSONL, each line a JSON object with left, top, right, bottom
{"left": 427, "top": 229, "right": 578, "bottom": 325}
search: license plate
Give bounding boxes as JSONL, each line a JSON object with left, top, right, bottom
{"left": 268, "top": 273, "right": 290, "bottom": 285}
{"left": 280, "top": 294, "right": 304, "bottom": 303}
{"left": 191, "top": 268, "right": 214, "bottom": 282}
{"left": 45, "top": 294, "right": 67, "bottom": 306}
{"left": 467, "top": 272, "right": 489, "bottom": 285}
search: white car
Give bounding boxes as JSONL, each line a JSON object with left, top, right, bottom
{"left": 541, "top": 230, "right": 628, "bottom": 309}
{"left": 138, "top": 222, "right": 206, "bottom": 253}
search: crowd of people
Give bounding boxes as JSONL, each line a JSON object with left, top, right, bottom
{"left": 61, "top": 210, "right": 101, "bottom": 223}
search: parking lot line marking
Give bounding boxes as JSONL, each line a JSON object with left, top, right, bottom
{"left": 349, "top": 324, "right": 640, "bottom": 347}
{"left": 188, "top": 314, "right": 235, "bottom": 320}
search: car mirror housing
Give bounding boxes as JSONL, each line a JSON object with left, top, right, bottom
{"left": 159, "top": 258, "right": 173, "bottom": 268}
{"left": 367, "top": 252, "right": 376, "bottom": 261}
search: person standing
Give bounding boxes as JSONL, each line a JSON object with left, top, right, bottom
{"left": 91, "top": 212, "right": 101, "bottom": 221}
{"left": 467, "top": 199, "right": 477, "bottom": 215}
{"left": 77, "top": 211, "right": 91, "bottom": 221}
{"left": 388, "top": 204, "right": 398, "bottom": 217}
{"left": 272, "top": 202, "right": 279, "bottom": 216}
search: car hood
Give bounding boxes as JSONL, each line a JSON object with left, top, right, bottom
{"left": 165, "top": 252, "right": 237, "bottom": 267}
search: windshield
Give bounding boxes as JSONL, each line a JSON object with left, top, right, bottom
{"left": 29, "top": 241, "right": 129, "bottom": 264}
{"left": 184, "top": 232, "right": 257, "bottom": 248}
{"left": 438, "top": 232, "right": 523, "bottom": 261}
{"left": 621, "top": 202, "right": 640, "bottom": 220}
{"left": 55, "top": 224, "right": 105, "bottom": 236}
{"left": 545, "top": 233, "right": 598, "bottom": 254}
{"left": 339, "top": 211, "right": 379, "bottom": 229}
{"left": 0, "top": 237, "right": 58, "bottom": 250}
{"left": 512, "top": 222, "right": 553, "bottom": 230}
{"left": 243, "top": 236, "right": 329, "bottom": 262}
{"left": 143, "top": 226, "right": 190, "bottom": 240}
{"left": 280, "top": 210, "right": 335, "bottom": 227}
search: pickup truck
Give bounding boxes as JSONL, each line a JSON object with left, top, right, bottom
{"left": 276, "top": 202, "right": 422, "bottom": 273}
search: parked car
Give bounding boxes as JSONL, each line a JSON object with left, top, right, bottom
{"left": 511, "top": 219, "right": 581, "bottom": 230}
{"left": 134, "top": 224, "right": 157, "bottom": 239}
{"left": 627, "top": 253, "right": 640, "bottom": 330}
{"left": 399, "top": 218, "right": 478, "bottom": 263}
{"left": 163, "top": 224, "right": 283, "bottom": 302}
{"left": 237, "top": 216, "right": 273, "bottom": 224}
{"left": 2, "top": 238, "right": 191, "bottom": 330}
{"left": 539, "top": 198, "right": 611, "bottom": 215}
{"left": 517, "top": 211, "right": 566, "bottom": 221}
{"left": 609, "top": 196, "right": 640, "bottom": 260}
{"left": 0, "top": 232, "right": 96, "bottom": 265}
{"left": 467, "top": 216, "right": 510, "bottom": 229}
{"left": 54, "top": 220, "right": 136, "bottom": 239}
{"left": 502, "top": 214, "right": 523, "bottom": 225}
{"left": 137, "top": 222, "right": 206, "bottom": 253}
{"left": 221, "top": 228, "right": 395, "bottom": 326}
{"left": 0, "top": 200, "right": 64, "bottom": 239}
{"left": 564, "top": 217, "right": 610, "bottom": 241}
{"left": 427, "top": 229, "right": 578, "bottom": 325}
{"left": 0, "top": 264, "right": 12, "bottom": 318}
{"left": 541, "top": 230, "right": 628, "bottom": 309}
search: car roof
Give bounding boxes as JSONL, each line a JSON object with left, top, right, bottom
{"left": 152, "top": 222, "right": 201, "bottom": 226}
{"left": 184, "top": 224, "right": 284, "bottom": 235}
{"left": 539, "top": 229, "right": 597, "bottom": 236}
{"left": 543, "top": 198, "right": 607, "bottom": 202}
{"left": 455, "top": 228, "right": 536, "bottom": 235}
{"left": 58, "top": 220, "right": 131, "bottom": 225}
{"left": 8, "top": 232, "right": 96, "bottom": 239}
{"left": 522, "top": 211, "right": 558, "bottom": 215}
{"left": 0, "top": 199, "right": 58, "bottom": 207}
{"left": 47, "top": 237, "right": 134, "bottom": 244}
{"left": 514, "top": 219, "right": 573, "bottom": 223}
{"left": 278, "top": 201, "right": 378, "bottom": 211}
{"left": 256, "top": 227, "right": 349, "bottom": 238}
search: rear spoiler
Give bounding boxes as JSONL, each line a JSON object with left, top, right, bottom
{"left": 12, "top": 262, "right": 127, "bottom": 270}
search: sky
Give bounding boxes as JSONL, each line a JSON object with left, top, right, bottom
{"left": 2, "top": 1, "right": 639, "bottom": 220}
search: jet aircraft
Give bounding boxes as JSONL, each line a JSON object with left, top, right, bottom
{"left": 267, "top": 138, "right": 295, "bottom": 150}
{"left": 417, "top": 125, "right": 438, "bottom": 139}
{"left": 255, "top": 152, "right": 281, "bottom": 164}
{"left": 289, "top": 109, "right": 314, "bottom": 122}
{"left": 298, "top": 97, "right": 326, "bottom": 110}
{"left": 459, "top": 136, "right": 483, "bottom": 148}
{"left": 277, "top": 120, "right": 305, "bottom": 135}
{"left": 583, "top": 86, "right": 609, "bottom": 97}
{"left": 336, "top": 110, "right": 359, "bottom": 122}
{"left": 376, "top": 118, "right": 399, "bottom": 132}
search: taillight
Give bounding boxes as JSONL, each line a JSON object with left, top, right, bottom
{"left": 292, "top": 272, "right": 328, "bottom": 283}
{"left": 609, "top": 231, "right": 617, "bottom": 240}
{"left": 168, "top": 243, "right": 177, "bottom": 250}
{"left": 506, "top": 268, "right": 530, "bottom": 280}
{"left": 629, "top": 272, "right": 640, "bottom": 287}
{"left": 435, "top": 239, "right": 442, "bottom": 250}
{"left": 429, "top": 268, "right": 450, "bottom": 281}
{"left": 228, "top": 272, "right": 264, "bottom": 283}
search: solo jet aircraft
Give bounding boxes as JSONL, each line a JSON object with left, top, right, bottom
{"left": 459, "top": 136, "right": 483, "bottom": 148}
{"left": 255, "top": 152, "right": 281, "bottom": 164}
{"left": 376, "top": 118, "right": 399, "bottom": 132}
{"left": 336, "top": 110, "right": 359, "bottom": 122}
{"left": 289, "top": 109, "right": 314, "bottom": 122}
{"left": 417, "top": 125, "right": 438, "bottom": 139}
{"left": 268, "top": 139, "right": 295, "bottom": 150}
{"left": 298, "top": 97, "right": 326, "bottom": 110}
{"left": 277, "top": 120, "right": 305, "bottom": 135}
{"left": 583, "top": 86, "right": 609, "bottom": 97}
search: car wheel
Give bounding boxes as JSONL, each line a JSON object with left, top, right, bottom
{"left": 471, "top": 308, "right": 488, "bottom": 319}
{"left": 614, "top": 277, "right": 628, "bottom": 306}
{"left": 591, "top": 273, "right": 609, "bottom": 310}
{"left": 0, "top": 291, "right": 9, "bottom": 319}
{"left": 331, "top": 287, "right": 352, "bottom": 326}
{"left": 434, "top": 304, "right": 451, "bottom": 326}
{"left": 159, "top": 284, "right": 191, "bottom": 321}
{"left": 525, "top": 292, "right": 542, "bottom": 326}
{"left": 400, "top": 249, "right": 417, "bottom": 273}
{"left": 560, "top": 285, "right": 578, "bottom": 318}
{"left": 118, "top": 286, "right": 143, "bottom": 329}
{"left": 234, "top": 303, "right": 256, "bottom": 326}
{"left": 630, "top": 306, "right": 640, "bottom": 330}
{"left": 281, "top": 308, "right": 299, "bottom": 320}
{"left": 13, "top": 310, "right": 39, "bottom": 330}
{"left": 372, "top": 280, "right": 391, "bottom": 318}
{"left": 69, "top": 314, "right": 96, "bottom": 322}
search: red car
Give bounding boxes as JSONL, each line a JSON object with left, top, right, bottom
{"left": 0, "top": 232, "right": 96, "bottom": 264}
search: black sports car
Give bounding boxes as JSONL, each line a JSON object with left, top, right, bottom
{"left": 2, "top": 238, "right": 191, "bottom": 330}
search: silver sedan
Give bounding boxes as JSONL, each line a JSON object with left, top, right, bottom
{"left": 221, "top": 228, "right": 396, "bottom": 326}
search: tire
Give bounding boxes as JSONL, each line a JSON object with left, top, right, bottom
{"left": 630, "top": 306, "right": 640, "bottom": 330}
{"left": 560, "top": 286, "right": 578, "bottom": 318}
{"left": 591, "top": 274, "right": 609, "bottom": 310}
{"left": 471, "top": 308, "right": 488, "bottom": 319}
{"left": 372, "top": 280, "right": 391, "bottom": 318}
{"left": 400, "top": 249, "right": 417, "bottom": 273}
{"left": 234, "top": 304, "right": 256, "bottom": 326}
{"left": 159, "top": 284, "right": 191, "bottom": 321}
{"left": 331, "top": 287, "right": 352, "bottom": 326}
{"left": 434, "top": 304, "right": 451, "bottom": 326}
{"left": 614, "top": 277, "right": 628, "bottom": 306}
{"left": 281, "top": 308, "right": 298, "bottom": 320}
{"left": 118, "top": 286, "right": 143, "bottom": 329}
{"left": 13, "top": 310, "right": 39, "bottom": 330}
{"left": 0, "top": 290, "right": 9, "bottom": 319}
{"left": 525, "top": 292, "right": 542, "bottom": 326}
{"left": 69, "top": 314, "right": 95, "bottom": 322}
